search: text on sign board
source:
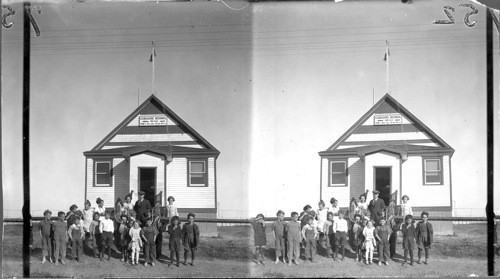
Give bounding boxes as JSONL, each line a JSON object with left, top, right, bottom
{"left": 139, "top": 114, "right": 167, "bottom": 126}
{"left": 374, "top": 113, "right": 402, "bottom": 125}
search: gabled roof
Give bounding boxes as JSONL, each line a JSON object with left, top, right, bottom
{"left": 319, "top": 94, "right": 454, "bottom": 156}
{"left": 86, "top": 94, "right": 219, "bottom": 156}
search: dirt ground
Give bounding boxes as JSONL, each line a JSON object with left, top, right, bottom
{"left": 2, "top": 223, "right": 498, "bottom": 278}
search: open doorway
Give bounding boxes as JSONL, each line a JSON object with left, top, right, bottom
{"left": 139, "top": 167, "right": 156, "bottom": 206}
{"left": 374, "top": 167, "right": 391, "bottom": 206}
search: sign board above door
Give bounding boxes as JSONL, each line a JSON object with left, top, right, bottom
{"left": 374, "top": 113, "right": 402, "bottom": 125}
{"left": 139, "top": 114, "right": 167, "bottom": 126}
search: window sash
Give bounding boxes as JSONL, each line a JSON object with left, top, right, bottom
{"left": 424, "top": 159, "right": 442, "bottom": 184}
{"left": 95, "top": 162, "right": 111, "bottom": 186}
{"left": 188, "top": 161, "right": 207, "bottom": 187}
{"left": 330, "top": 161, "right": 347, "bottom": 186}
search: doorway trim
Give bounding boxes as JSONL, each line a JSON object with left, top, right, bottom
{"left": 373, "top": 166, "right": 392, "bottom": 205}
{"left": 138, "top": 166, "right": 157, "bottom": 206}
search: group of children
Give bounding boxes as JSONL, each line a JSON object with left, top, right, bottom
{"left": 252, "top": 192, "right": 434, "bottom": 267}
{"left": 36, "top": 193, "right": 200, "bottom": 267}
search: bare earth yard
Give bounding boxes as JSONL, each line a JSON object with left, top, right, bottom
{"left": 2, "top": 223, "right": 498, "bottom": 278}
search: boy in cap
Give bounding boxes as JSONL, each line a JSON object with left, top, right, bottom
{"left": 134, "top": 191, "right": 152, "bottom": 226}
{"left": 415, "top": 211, "right": 433, "bottom": 264}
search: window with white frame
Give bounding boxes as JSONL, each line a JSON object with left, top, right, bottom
{"left": 188, "top": 160, "right": 207, "bottom": 187}
{"left": 94, "top": 161, "right": 111, "bottom": 187}
{"left": 423, "top": 158, "right": 442, "bottom": 185}
{"left": 329, "top": 160, "right": 347, "bottom": 186}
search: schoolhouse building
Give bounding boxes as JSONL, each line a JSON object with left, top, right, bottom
{"left": 83, "top": 94, "right": 219, "bottom": 236}
{"left": 319, "top": 94, "right": 454, "bottom": 235}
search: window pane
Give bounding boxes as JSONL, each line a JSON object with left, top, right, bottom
{"left": 425, "top": 160, "right": 440, "bottom": 171}
{"left": 96, "top": 162, "right": 109, "bottom": 173}
{"left": 96, "top": 174, "right": 110, "bottom": 185}
{"left": 426, "top": 172, "right": 441, "bottom": 183}
{"left": 331, "top": 162, "right": 345, "bottom": 173}
{"left": 190, "top": 174, "right": 205, "bottom": 185}
{"left": 331, "top": 173, "right": 346, "bottom": 185}
{"left": 190, "top": 162, "right": 205, "bottom": 173}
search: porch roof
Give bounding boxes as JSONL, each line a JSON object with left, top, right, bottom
{"left": 318, "top": 144, "right": 454, "bottom": 157}
{"left": 83, "top": 145, "right": 220, "bottom": 158}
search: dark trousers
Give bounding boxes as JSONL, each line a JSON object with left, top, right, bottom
{"left": 326, "top": 234, "right": 335, "bottom": 256}
{"left": 184, "top": 248, "right": 196, "bottom": 263}
{"left": 335, "top": 231, "right": 347, "bottom": 258}
{"left": 41, "top": 235, "right": 52, "bottom": 260}
{"left": 155, "top": 232, "right": 163, "bottom": 259}
{"left": 144, "top": 240, "right": 156, "bottom": 263}
{"left": 389, "top": 232, "right": 397, "bottom": 258}
{"left": 378, "top": 241, "right": 390, "bottom": 262}
{"left": 54, "top": 236, "right": 67, "bottom": 262}
{"left": 72, "top": 238, "right": 83, "bottom": 260}
{"left": 418, "top": 247, "right": 430, "bottom": 261}
{"left": 275, "top": 235, "right": 285, "bottom": 258}
{"left": 287, "top": 235, "right": 300, "bottom": 262}
{"left": 304, "top": 238, "right": 316, "bottom": 260}
{"left": 101, "top": 232, "right": 113, "bottom": 259}
{"left": 92, "top": 234, "right": 102, "bottom": 257}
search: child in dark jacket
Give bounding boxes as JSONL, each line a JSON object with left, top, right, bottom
{"left": 401, "top": 214, "right": 416, "bottom": 266}
{"left": 415, "top": 211, "right": 434, "bottom": 264}
{"left": 182, "top": 213, "right": 200, "bottom": 266}
{"left": 168, "top": 216, "right": 183, "bottom": 267}
{"left": 141, "top": 218, "right": 158, "bottom": 267}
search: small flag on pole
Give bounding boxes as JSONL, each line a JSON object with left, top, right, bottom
{"left": 149, "top": 42, "right": 156, "bottom": 62}
{"left": 383, "top": 40, "right": 390, "bottom": 62}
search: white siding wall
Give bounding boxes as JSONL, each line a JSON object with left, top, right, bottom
{"left": 364, "top": 151, "right": 401, "bottom": 203}
{"left": 86, "top": 158, "right": 115, "bottom": 208}
{"left": 114, "top": 158, "right": 130, "bottom": 203}
{"left": 110, "top": 134, "right": 194, "bottom": 142}
{"left": 321, "top": 158, "right": 350, "bottom": 205}
{"left": 401, "top": 155, "right": 451, "bottom": 207}
{"left": 166, "top": 157, "right": 216, "bottom": 208}
{"left": 129, "top": 152, "right": 166, "bottom": 204}
{"left": 349, "top": 157, "right": 365, "bottom": 200}
{"left": 345, "top": 132, "right": 430, "bottom": 142}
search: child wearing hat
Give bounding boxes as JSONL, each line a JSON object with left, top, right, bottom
{"left": 272, "top": 210, "right": 287, "bottom": 264}
{"left": 401, "top": 214, "right": 416, "bottom": 266}
{"left": 415, "top": 211, "right": 433, "bottom": 264}
{"left": 368, "top": 190, "right": 386, "bottom": 225}
{"left": 252, "top": 213, "right": 267, "bottom": 265}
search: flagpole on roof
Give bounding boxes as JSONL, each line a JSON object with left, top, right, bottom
{"left": 150, "top": 41, "right": 156, "bottom": 96}
{"left": 385, "top": 40, "right": 390, "bottom": 94}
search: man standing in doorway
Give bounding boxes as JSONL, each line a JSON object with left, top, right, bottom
{"left": 368, "top": 190, "right": 386, "bottom": 224}
{"left": 134, "top": 191, "right": 152, "bottom": 226}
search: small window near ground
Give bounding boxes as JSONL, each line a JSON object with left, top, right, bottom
{"left": 424, "top": 158, "right": 442, "bottom": 185}
{"left": 188, "top": 160, "right": 207, "bottom": 187}
{"left": 95, "top": 162, "right": 111, "bottom": 187}
{"left": 329, "top": 160, "right": 347, "bottom": 186}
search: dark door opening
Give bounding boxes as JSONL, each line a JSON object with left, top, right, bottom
{"left": 374, "top": 167, "right": 391, "bottom": 206}
{"left": 139, "top": 167, "right": 156, "bottom": 206}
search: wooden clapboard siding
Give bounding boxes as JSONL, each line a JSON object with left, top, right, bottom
{"left": 345, "top": 131, "right": 430, "bottom": 142}
{"left": 110, "top": 134, "right": 195, "bottom": 142}
{"left": 127, "top": 114, "right": 177, "bottom": 126}
{"left": 113, "top": 158, "right": 130, "bottom": 203}
{"left": 401, "top": 155, "right": 451, "bottom": 207}
{"left": 321, "top": 158, "right": 350, "bottom": 205}
{"left": 86, "top": 158, "right": 115, "bottom": 207}
{"left": 166, "top": 157, "right": 216, "bottom": 209}
{"left": 349, "top": 157, "right": 365, "bottom": 200}
{"left": 129, "top": 152, "right": 166, "bottom": 203}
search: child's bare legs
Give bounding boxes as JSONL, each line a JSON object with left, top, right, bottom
{"left": 365, "top": 246, "right": 369, "bottom": 264}
{"left": 369, "top": 247, "right": 373, "bottom": 264}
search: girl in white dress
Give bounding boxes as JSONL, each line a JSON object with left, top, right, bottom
{"left": 400, "top": 195, "right": 413, "bottom": 217}
{"left": 128, "top": 221, "right": 143, "bottom": 265}
{"left": 316, "top": 200, "right": 328, "bottom": 233}
{"left": 363, "top": 220, "right": 376, "bottom": 265}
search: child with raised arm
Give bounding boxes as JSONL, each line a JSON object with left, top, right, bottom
{"left": 401, "top": 214, "right": 416, "bottom": 266}
{"left": 363, "top": 220, "right": 376, "bottom": 265}
{"left": 141, "top": 217, "right": 158, "bottom": 266}
{"left": 67, "top": 216, "right": 85, "bottom": 262}
{"left": 182, "top": 213, "right": 200, "bottom": 266}
{"left": 272, "top": 210, "right": 287, "bottom": 264}
{"left": 334, "top": 210, "right": 348, "bottom": 261}
{"left": 52, "top": 211, "right": 68, "bottom": 266}
{"left": 375, "top": 218, "right": 392, "bottom": 266}
{"left": 39, "top": 210, "right": 53, "bottom": 263}
{"left": 168, "top": 215, "right": 183, "bottom": 267}
{"left": 415, "top": 211, "right": 433, "bottom": 264}
{"left": 351, "top": 214, "right": 364, "bottom": 262}
{"left": 252, "top": 213, "right": 267, "bottom": 265}
{"left": 301, "top": 216, "right": 318, "bottom": 262}
{"left": 286, "top": 211, "right": 301, "bottom": 266}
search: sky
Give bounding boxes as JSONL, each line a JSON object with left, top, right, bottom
{"left": 2, "top": 0, "right": 499, "bottom": 218}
